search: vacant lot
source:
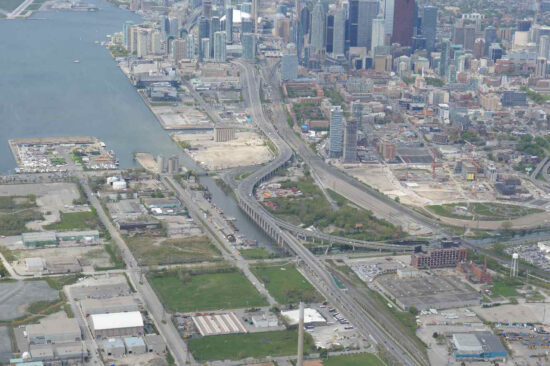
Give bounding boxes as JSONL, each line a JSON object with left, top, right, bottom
{"left": 490, "top": 278, "right": 521, "bottom": 298}
{"left": 148, "top": 269, "right": 267, "bottom": 312}
{"left": 323, "top": 353, "right": 385, "bottom": 366}
{"left": 239, "top": 248, "right": 278, "bottom": 260}
{"left": 127, "top": 235, "right": 221, "bottom": 266}
{"left": 44, "top": 209, "right": 103, "bottom": 231}
{"left": 0, "top": 195, "right": 43, "bottom": 236}
{"left": 188, "top": 329, "right": 315, "bottom": 361}
{"left": 0, "top": 280, "right": 59, "bottom": 321}
{"left": 427, "top": 202, "right": 543, "bottom": 221}
{"left": 251, "top": 263, "right": 323, "bottom": 304}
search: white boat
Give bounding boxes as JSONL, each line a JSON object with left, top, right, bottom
{"left": 73, "top": 60, "right": 80, "bottom": 63}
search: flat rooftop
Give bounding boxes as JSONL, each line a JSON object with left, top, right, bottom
{"left": 192, "top": 313, "right": 247, "bottom": 336}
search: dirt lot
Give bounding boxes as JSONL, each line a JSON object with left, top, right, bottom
{"left": 0, "top": 182, "right": 81, "bottom": 230}
{"left": 172, "top": 131, "right": 273, "bottom": 170}
{"left": 472, "top": 302, "right": 548, "bottom": 323}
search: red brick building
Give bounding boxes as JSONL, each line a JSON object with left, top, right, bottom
{"left": 410, "top": 247, "right": 467, "bottom": 269}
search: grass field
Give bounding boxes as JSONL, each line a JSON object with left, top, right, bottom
{"left": 239, "top": 248, "right": 278, "bottom": 260}
{"left": 490, "top": 278, "right": 521, "bottom": 298}
{"left": 0, "top": 195, "right": 43, "bottom": 236}
{"left": 44, "top": 209, "right": 103, "bottom": 231}
{"left": 188, "top": 329, "right": 315, "bottom": 361}
{"left": 148, "top": 269, "right": 267, "bottom": 312}
{"left": 323, "top": 353, "right": 386, "bottom": 366}
{"left": 126, "top": 235, "right": 221, "bottom": 266}
{"left": 426, "top": 202, "right": 543, "bottom": 221}
{"left": 251, "top": 263, "right": 323, "bottom": 304}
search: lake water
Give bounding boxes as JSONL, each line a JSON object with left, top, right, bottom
{"left": 0, "top": 3, "right": 274, "bottom": 248}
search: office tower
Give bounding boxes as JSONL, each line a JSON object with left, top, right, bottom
{"left": 214, "top": 31, "right": 227, "bottom": 61}
{"left": 123, "top": 21, "right": 135, "bottom": 49}
{"left": 411, "top": 36, "right": 426, "bottom": 53}
{"left": 242, "top": 18, "right": 254, "bottom": 34}
{"left": 473, "top": 38, "right": 485, "bottom": 59}
{"left": 384, "top": 0, "right": 395, "bottom": 39}
{"left": 351, "top": 101, "right": 363, "bottom": 123}
{"left": 332, "top": 7, "right": 346, "bottom": 56}
{"left": 329, "top": 106, "right": 344, "bottom": 158}
{"left": 536, "top": 58, "right": 548, "bottom": 78}
{"left": 168, "top": 17, "right": 179, "bottom": 37}
{"left": 518, "top": 20, "right": 531, "bottom": 32}
{"left": 151, "top": 30, "right": 162, "bottom": 55}
{"left": 173, "top": 39, "right": 186, "bottom": 62}
{"left": 241, "top": 1, "right": 252, "bottom": 14}
{"left": 310, "top": 1, "right": 326, "bottom": 56}
{"left": 185, "top": 33, "right": 195, "bottom": 58}
{"left": 463, "top": 25, "right": 475, "bottom": 51}
{"left": 202, "top": 0, "right": 212, "bottom": 18}
{"left": 210, "top": 16, "right": 221, "bottom": 57}
{"left": 225, "top": 6, "right": 233, "bottom": 43}
{"left": 281, "top": 53, "right": 298, "bottom": 80}
{"left": 421, "top": 5, "right": 437, "bottom": 52}
{"left": 198, "top": 16, "right": 210, "bottom": 59}
{"left": 201, "top": 38, "right": 210, "bottom": 59}
{"left": 392, "top": 0, "right": 415, "bottom": 46}
{"left": 439, "top": 38, "right": 450, "bottom": 78}
{"left": 300, "top": 6, "right": 310, "bottom": 35}
{"left": 326, "top": 12, "right": 334, "bottom": 54}
{"left": 241, "top": 33, "right": 256, "bottom": 60}
{"left": 489, "top": 43, "right": 502, "bottom": 62}
{"left": 484, "top": 26, "right": 497, "bottom": 56}
{"left": 371, "top": 18, "right": 385, "bottom": 54}
{"left": 539, "top": 35, "right": 550, "bottom": 59}
{"left": 343, "top": 119, "right": 358, "bottom": 163}
{"left": 349, "top": 0, "right": 378, "bottom": 50}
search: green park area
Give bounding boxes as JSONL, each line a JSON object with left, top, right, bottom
{"left": 490, "top": 277, "right": 522, "bottom": 298}
{"left": 426, "top": 202, "right": 543, "bottom": 221}
{"left": 262, "top": 175, "right": 404, "bottom": 241}
{"left": 44, "top": 209, "right": 103, "bottom": 231}
{"left": 148, "top": 268, "right": 267, "bottom": 312}
{"left": 251, "top": 263, "right": 323, "bottom": 304}
{"left": 188, "top": 329, "right": 315, "bottom": 361}
{"left": 126, "top": 235, "right": 221, "bottom": 266}
{"left": 323, "top": 353, "right": 386, "bottom": 366}
{"left": 0, "top": 195, "right": 43, "bottom": 236}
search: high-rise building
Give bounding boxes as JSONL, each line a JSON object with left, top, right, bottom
{"left": 300, "top": 6, "right": 310, "bottom": 35}
{"left": 489, "top": 43, "right": 502, "bottom": 62}
{"left": 210, "top": 16, "right": 221, "bottom": 57}
{"left": 214, "top": 31, "right": 227, "bottom": 62}
{"left": 384, "top": 0, "right": 395, "bottom": 39}
{"left": 202, "top": 0, "right": 212, "bottom": 18}
{"left": 151, "top": 30, "right": 162, "bottom": 55}
{"left": 484, "top": 26, "right": 497, "bottom": 56}
{"left": 371, "top": 18, "right": 385, "bottom": 54}
{"left": 539, "top": 35, "right": 550, "bottom": 59}
{"left": 343, "top": 119, "right": 358, "bottom": 163}
{"left": 241, "top": 18, "right": 254, "bottom": 35}
{"left": 473, "top": 38, "right": 485, "bottom": 59}
{"left": 349, "top": 0, "right": 379, "bottom": 50}
{"left": 332, "top": 7, "right": 346, "bottom": 56}
{"left": 173, "top": 39, "right": 186, "bottom": 62}
{"left": 225, "top": 6, "right": 233, "bottom": 43}
{"left": 198, "top": 16, "right": 210, "bottom": 59}
{"left": 310, "top": 0, "right": 326, "bottom": 56}
{"left": 325, "top": 12, "right": 334, "bottom": 54}
{"left": 281, "top": 53, "right": 298, "bottom": 81}
{"left": 168, "top": 17, "right": 179, "bottom": 37}
{"left": 392, "top": 0, "right": 415, "bottom": 46}
{"left": 201, "top": 38, "right": 211, "bottom": 59}
{"left": 123, "top": 21, "right": 135, "bottom": 49}
{"left": 126, "top": 25, "right": 139, "bottom": 54}
{"left": 185, "top": 33, "right": 196, "bottom": 58}
{"left": 136, "top": 29, "right": 151, "bottom": 58}
{"left": 241, "top": 33, "right": 256, "bottom": 60}
{"left": 329, "top": 106, "right": 344, "bottom": 158}
{"left": 351, "top": 101, "right": 363, "bottom": 123}
{"left": 421, "top": 6, "right": 437, "bottom": 53}
{"left": 536, "top": 57, "right": 548, "bottom": 78}
{"left": 439, "top": 38, "right": 450, "bottom": 78}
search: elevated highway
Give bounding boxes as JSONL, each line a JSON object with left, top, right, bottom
{"left": 233, "top": 60, "right": 429, "bottom": 366}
